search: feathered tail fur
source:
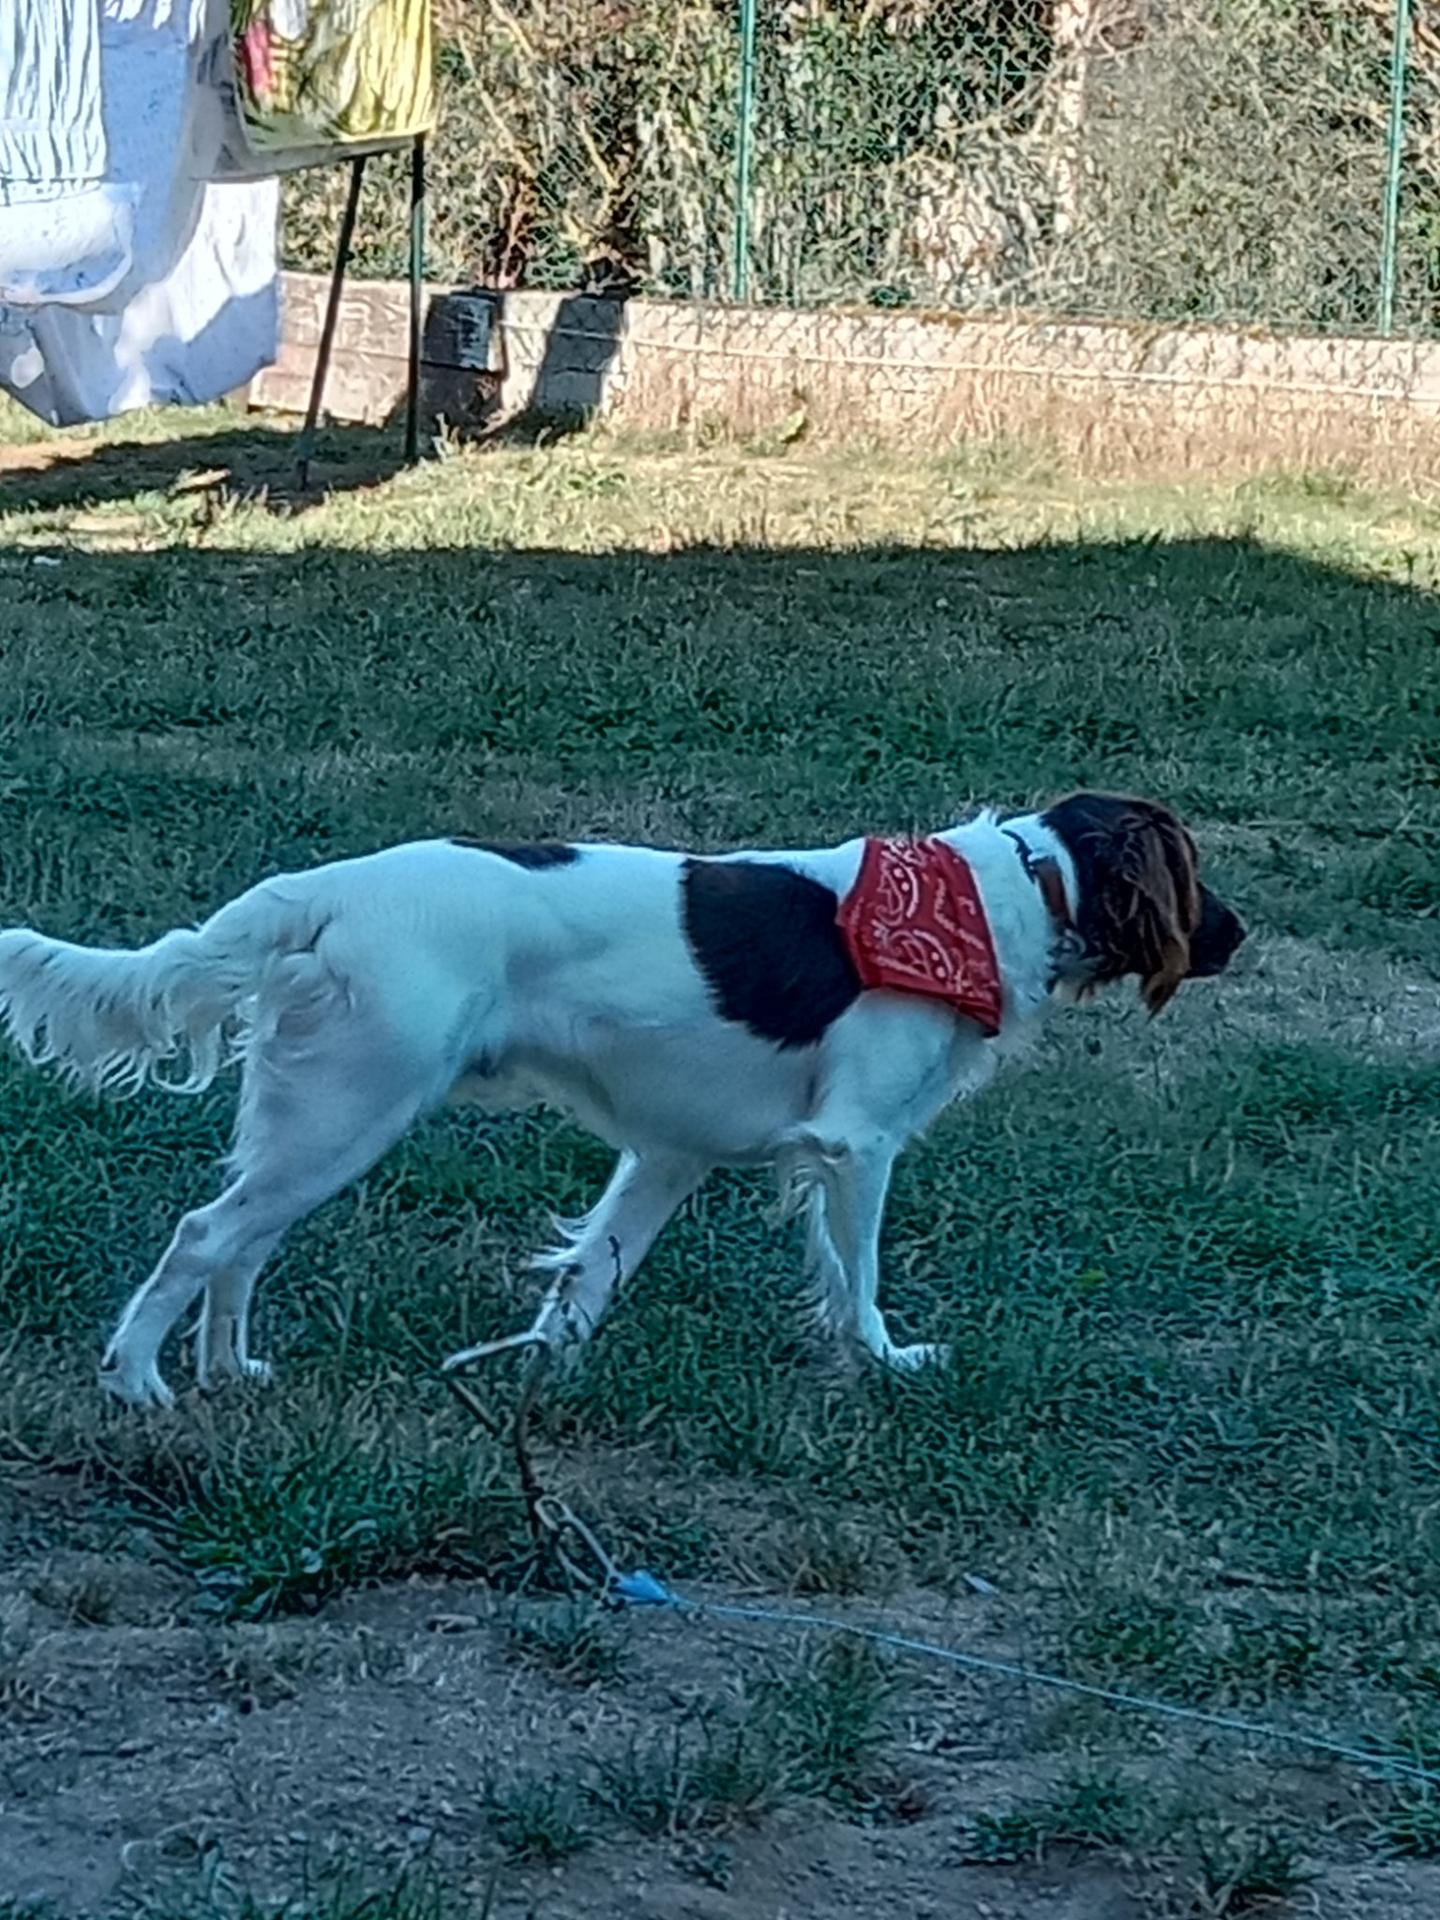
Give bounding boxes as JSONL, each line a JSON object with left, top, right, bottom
{"left": 0, "top": 878, "right": 327, "bottom": 1097}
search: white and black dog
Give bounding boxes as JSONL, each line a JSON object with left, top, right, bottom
{"left": 0, "top": 793, "right": 1243, "bottom": 1409}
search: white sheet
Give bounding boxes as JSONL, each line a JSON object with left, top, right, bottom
{"left": 0, "top": 0, "right": 281, "bottom": 425}
{"left": 0, "top": 1, "right": 216, "bottom": 314}
{"left": 0, "top": 176, "right": 278, "bottom": 427}
{"left": 0, "top": 0, "right": 416, "bottom": 426}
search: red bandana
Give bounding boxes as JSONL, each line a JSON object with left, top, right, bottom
{"left": 836, "top": 837, "right": 1004, "bottom": 1036}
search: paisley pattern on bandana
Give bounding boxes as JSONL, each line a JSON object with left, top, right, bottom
{"left": 836, "top": 837, "right": 1003, "bottom": 1036}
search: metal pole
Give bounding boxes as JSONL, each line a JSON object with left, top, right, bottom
{"left": 732, "top": 0, "right": 758, "bottom": 302}
{"left": 296, "top": 155, "right": 366, "bottom": 490}
{"left": 405, "top": 134, "right": 427, "bottom": 463}
{"left": 1379, "top": 0, "right": 1410, "bottom": 335}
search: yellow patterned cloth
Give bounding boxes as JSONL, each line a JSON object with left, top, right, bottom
{"left": 231, "top": 0, "right": 433, "bottom": 153}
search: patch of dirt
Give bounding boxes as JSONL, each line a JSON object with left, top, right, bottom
{"left": 0, "top": 442, "right": 71, "bottom": 476}
{"left": 1, "top": 1566, "right": 1437, "bottom": 1920}
{"left": 1032, "top": 928, "right": 1440, "bottom": 1105}
{"left": 1210, "top": 930, "right": 1440, "bottom": 1060}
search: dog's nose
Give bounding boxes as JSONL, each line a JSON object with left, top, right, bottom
{"left": 1189, "top": 890, "right": 1245, "bottom": 978}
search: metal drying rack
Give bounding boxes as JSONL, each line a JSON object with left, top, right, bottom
{"left": 293, "top": 133, "right": 427, "bottom": 489}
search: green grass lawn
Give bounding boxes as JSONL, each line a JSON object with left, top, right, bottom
{"left": 1, "top": 405, "right": 1438, "bottom": 1914}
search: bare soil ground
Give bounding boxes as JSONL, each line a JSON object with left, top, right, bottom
{"left": 5, "top": 1538, "right": 1439, "bottom": 1920}
{"left": 8, "top": 1367, "right": 1440, "bottom": 1920}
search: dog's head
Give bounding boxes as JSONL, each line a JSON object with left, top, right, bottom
{"left": 1040, "top": 791, "right": 1245, "bottom": 1014}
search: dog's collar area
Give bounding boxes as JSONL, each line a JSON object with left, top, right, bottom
{"left": 1003, "top": 827, "right": 1073, "bottom": 934}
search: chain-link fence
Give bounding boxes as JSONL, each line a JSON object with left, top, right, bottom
{"left": 284, "top": 0, "right": 1437, "bottom": 339}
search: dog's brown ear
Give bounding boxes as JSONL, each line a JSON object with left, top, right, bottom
{"left": 1043, "top": 791, "right": 1212, "bottom": 1009}
{"left": 1109, "top": 813, "right": 1200, "bottom": 1016}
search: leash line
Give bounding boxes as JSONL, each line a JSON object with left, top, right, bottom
{"left": 599, "top": 1565, "right": 1440, "bottom": 1793}
{"left": 441, "top": 1368, "right": 1440, "bottom": 1800}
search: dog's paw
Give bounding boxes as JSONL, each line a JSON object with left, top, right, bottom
{"left": 880, "top": 1341, "right": 951, "bottom": 1376}
{"left": 198, "top": 1356, "right": 275, "bottom": 1394}
{"left": 99, "top": 1355, "right": 175, "bottom": 1411}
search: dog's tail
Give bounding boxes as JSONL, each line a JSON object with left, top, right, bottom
{"left": 0, "top": 877, "right": 328, "bottom": 1098}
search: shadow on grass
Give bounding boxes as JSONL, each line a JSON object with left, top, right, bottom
{"left": 0, "top": 418, "right": 418, "bottom": 513}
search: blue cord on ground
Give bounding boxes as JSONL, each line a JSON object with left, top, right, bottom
{"left": 609, "top": 1566, "right": 1440, "bottom": 1792}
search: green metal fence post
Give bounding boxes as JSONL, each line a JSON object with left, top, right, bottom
{"left": 1379, "top": 0, "right": 1411, "bottom": 334}
{"left": 405, "top": 135, "right": 428, "bottom": 465}
{"left": 733, "top": 0, "right": 758, "bottom": 302}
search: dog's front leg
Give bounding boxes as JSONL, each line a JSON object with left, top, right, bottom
{"left": 787, "top": 994, "right": 973, "bottom": 1375}
{"left": 444, "top": 1149, "right": 708, "bottom": 1372}
{"left": 796, "top": 1133, "right": 945, "bottom": 1374}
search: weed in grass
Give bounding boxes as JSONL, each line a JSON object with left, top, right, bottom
{"left": 1192, "top": 1821, "right": 1314, "bottom": 1916}
{"left": 284, "top": 1879, "right": 449, "bottom": 1920}
{"left": 134, "top": 1417, "right": 527, "bottom": 1619}
{"left": 593, "top": 1715, "right": 786, "bottom": 1837}
{"left": 595, "top": 1639, "right": 904, "bottom": 1832}
{"left": 485, "top": 1771, "right": 594, "bottom": 1862}
{"left": 960, "top": 1773, "right": 1144, "bottom": 1863}
{"left": 551, "top": 1636, "right": 899, "bottom": 1848}
{"left": 760, "top": 1639, "right": 899, "bottom": 1804}
{"left": 503, "top": 1597, "right": 629, "bottom": 1686}
{"left": 129, "top": 1865, "right": 451, "bottom": 1920}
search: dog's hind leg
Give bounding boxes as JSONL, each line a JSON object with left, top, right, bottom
{"left": 195, "top": 1229, "right": 284, "bottom": 1391}
{"left": 102, "top": 987, "right": 449, "bottom": 1409}
{"left": 444, "top": 1148, "right": 706, "bottom": 1371}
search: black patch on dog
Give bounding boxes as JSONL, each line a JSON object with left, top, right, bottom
{"left": 681, "top": 859, "right": 861, "bottom": 1049}
{"left": 451, "top": 838, "right": 579, "bottom": 869}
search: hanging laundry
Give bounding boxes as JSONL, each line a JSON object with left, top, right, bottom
{"left": 0, "top": 0, "right": 126, "bottom": 308}
{"left": 1, "top": 177, "right": 278, "bottom": 428}
{"left": 1, "top": 0, "right": 247, "bottom": 318}
{"left": 1, "top": 0, "right": 106, "bottom": 194}
{"left": 0, "top": 0, "right": 435, "bottom": 426}
{"left": 230, "top": 0, "right": 433, "bottom": 155}
{"left": 0, "top": 0, "right": 280, "bottom": 425}
{"left": 197, "top": 7, "right": 410, "bottom": 178}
